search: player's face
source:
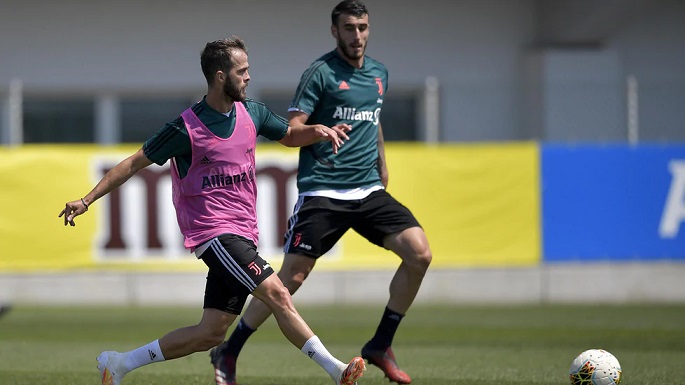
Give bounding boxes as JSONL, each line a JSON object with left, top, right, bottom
{"left": 332, "top": 14, "right": 369, "bottom": 62}
{"left": 223, "top": 50, "right": 250, "bottom": 102}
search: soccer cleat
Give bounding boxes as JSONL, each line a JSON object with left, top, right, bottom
{"left": 361, "top": 344, "right": 411, "bottom": 384}
{"left": 97, "top": 351, "right": 126, "bottom": 385}
{"left": 210, "top": 344, "right": 237, "bottom": 385}
{"left": 335, "top": 356, "right": 366, "bottom": 385}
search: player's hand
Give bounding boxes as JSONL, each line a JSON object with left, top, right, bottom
{"left": 314, "top": 124, "right": 351, "bottom": 154}
{"left": 58, "top": 199, "right": 89, "bottom": 226}
{"left": 331, "top": 123, "right": 352, "bottom": 138}
{"left": 328, "top": 123, "right": 352, "bottom": 154}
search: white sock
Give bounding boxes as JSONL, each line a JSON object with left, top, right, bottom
{"left": 122, "top": 340, "right": 166, "bottom": 372}
{"left": 301, "top": 335, "right": 345, "bottom": 379}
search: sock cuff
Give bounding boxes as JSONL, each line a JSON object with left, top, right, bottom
{"left": 122, "top": 339, "right": 165, "bottom": 373}
{"left": 385, "top": 306, "right": 405, "bottom": 319}
{"left": 301, "top": 335, "right": 321, "bottom": 355}
{"left": 150, "top": 339, "right": 165, "bottom": 361}
{"left": 239, "top": 318, "right": 256, "bottom": 333}
{"left": 300, "top": 335, "right": 343, "bottom": 378}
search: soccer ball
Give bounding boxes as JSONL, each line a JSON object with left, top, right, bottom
{"left": 569, "top": 349, "right": 622, "bottom": 385}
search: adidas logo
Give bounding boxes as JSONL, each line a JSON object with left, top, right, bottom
{"left": 307, "top": 350, "right": 315, "bottom": 358}
{"left": 148, "top": 349, "right": 157, "bottom": 360}
{"left": 338, "top": 81, "right": 350, "bottom": 90}
{"left": 200, "top": 156, "right": 212, "bottom": 164}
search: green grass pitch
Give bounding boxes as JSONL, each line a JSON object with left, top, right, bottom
{"left": 1, "top": 304, "right": 684, "bottom": 384}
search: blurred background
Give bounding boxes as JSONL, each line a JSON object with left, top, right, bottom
{"left": 0, "top": 0, "right": 684, "bottom": 306}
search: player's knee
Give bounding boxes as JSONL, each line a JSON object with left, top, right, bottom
{"left": 407, "top": 245, "right": 432, "bottom": 273}
{"left": 279, "top": 271, "right": 309, "bottom": 294}
{"left": 418, "top": 248, "right": 433, "bottom": 270}
{"left": 265, "top": 283, "right": 295, "bottom": 311}
{"left": 278, "top": 257, "right": 313, "bottom": 294}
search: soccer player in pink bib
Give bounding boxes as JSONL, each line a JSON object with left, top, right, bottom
{"left": 59, "top": 37, "right": 365, "bottom": 385}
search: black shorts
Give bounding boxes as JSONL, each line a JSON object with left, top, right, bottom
{"left": 283, "top": 189, "right": 421, "bottom": 258}
{"left": 199, "top": 234, "right": 274, "bottom": 315}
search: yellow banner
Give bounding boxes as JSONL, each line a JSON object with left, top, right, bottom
{"left": 0, "top": 146, "right": 99, "bottom": 270}
{"left": 0, "top": 143, "right": 540, "bottom": 272}
{"left": 338, "top": 142, "right": 541, "bottom": 269}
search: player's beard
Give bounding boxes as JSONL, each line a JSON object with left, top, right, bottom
{"left": 337, "top": 37, "right": 365, "bottom": 61}
{"left": 224, "top": 80, "right": 246, "bottom": 102}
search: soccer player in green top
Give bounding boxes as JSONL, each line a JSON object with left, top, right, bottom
{"left": 213, "top": 1, "right": 433, "bottom": 384}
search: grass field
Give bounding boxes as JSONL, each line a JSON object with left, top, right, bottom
{"left": 1, "top": 304, "right": 684, "bottom": 385}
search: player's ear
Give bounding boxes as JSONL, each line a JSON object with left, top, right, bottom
{"left": 331, "top": 24, "right": 338, "bottom": 39}
{"left": 215, "top": 70, "right": 226, "bottom": 84}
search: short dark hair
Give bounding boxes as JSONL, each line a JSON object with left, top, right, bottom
{"left": 200, "top": 36, "right": 248, "bottom": 84}
{"left": 331, "top": 0, "right": 368, "bottom": 26}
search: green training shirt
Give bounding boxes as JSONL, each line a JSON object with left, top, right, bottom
{"left": 143, "top": 97, "right": 288, "bottom": 178}
{"left": 289, "top": 50, "right": 388, "bottom": 193}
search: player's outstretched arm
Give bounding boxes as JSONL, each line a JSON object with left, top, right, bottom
{"left": 58, "top": 148, "right": 153, "bottom": 226}
{"left": 279, "top": 111, "right": 351, "bottom": 153}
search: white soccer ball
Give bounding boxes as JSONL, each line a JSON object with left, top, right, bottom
{"left": 569, "top": 349, "right": 622, "bottom": 385}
